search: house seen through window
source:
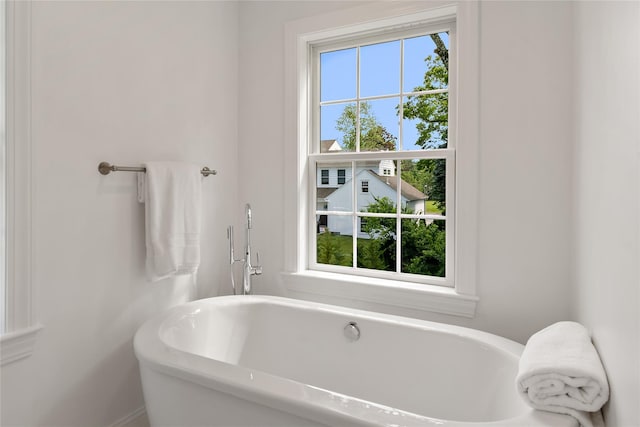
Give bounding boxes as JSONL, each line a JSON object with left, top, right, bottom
{"left": 312, "top": 23, "right": 455, "bottom": 285}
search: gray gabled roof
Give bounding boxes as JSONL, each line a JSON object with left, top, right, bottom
{"left": 317, "top": 187, "right": 338, "bottom": 199}
{"left": 320, "top": 139, "right": 343, "bottom": 153}
{"left": 368, "top": 170, "right": 426, "bottom": 201}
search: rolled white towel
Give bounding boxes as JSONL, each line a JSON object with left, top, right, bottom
{"left": 516, "top": 321, "right": 609, "bottom": 427}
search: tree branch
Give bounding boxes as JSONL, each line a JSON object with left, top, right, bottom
{"left": 429, "top": 33, "right": 449, "bottom": 69}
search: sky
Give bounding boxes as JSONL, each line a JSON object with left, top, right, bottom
{"left": 320, "top": 32, "right": 449, "bottom": 152}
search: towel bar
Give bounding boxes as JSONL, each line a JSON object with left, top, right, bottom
{"left": 98, "top": 162, "right": 217, "bottom": 177}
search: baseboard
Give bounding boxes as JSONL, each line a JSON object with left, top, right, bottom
{"left": 108, "top": 406, "right": 148, "bottom": 427}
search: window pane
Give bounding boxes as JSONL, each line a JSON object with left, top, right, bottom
{"left": 317, "top": 216, "right": 353, "bottom": 267}
{"left": 360, "top": 40, "right": 400, "bottom": 98}
{"left": 403, "top": 32, "right": 449, "bottom": 93}
{"left": 355, "top": 161, "right": 398, "bottom": 213}
{"left": 316, "top": 162, "right": 352, "bottom": 212}
{"left": 358, "top": 217, "right": 396, "bottom": 272}
{"left": 401, "top": 219, "right": 445, "bottom": 277}
{"left": 401, "top": 93, "right": 448, "bottom": 150}
{"left": 321, "top": 102, "right": 354, "bottom": 152}
{"left": 357, "top": 164, "right": 397, "bottom": 273}
{"left": 320, "top": 48, "right": 357, "bottom": 102}
{"left": 358, "top": 98, "right": 399, "bottom": 152}
{"left": 400, "top": 158, "right": 446, "bottom": 214}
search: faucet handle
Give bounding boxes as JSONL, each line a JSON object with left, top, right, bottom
{"left": 254, "top": 252, "right": 263, "bottom": 275}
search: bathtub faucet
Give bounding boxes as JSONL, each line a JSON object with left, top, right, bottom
{"left": 227, "top": 203, "right": 262, "bottom": 295}
{"left": 242, "top": 204, "right": 262, "bottom": 294}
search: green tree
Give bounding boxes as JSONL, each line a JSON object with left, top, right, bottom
{"left": 401, "top": 219, "right": 446, "bottom": 277}
{"left": 359, "top": 196, "right": 400, "bottom": 271}
{"left": 336, "top": 102, "right": 396, "bottom": 151}
{"left": 361, "top": 196, "right": 446, "bottom": 277}
{"left": 402, "top": 39, "right": 449, "bottom": 149}
{"left": 317, "top": 230, "right": 351, "bottom": 267}
{"left": 400, "top": 33, "right": 449, "bottom": 212}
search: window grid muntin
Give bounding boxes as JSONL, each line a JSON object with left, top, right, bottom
{"left": 310, "top": 151, "right": 454, "bottom": 286}
{"left": 310, "top": 22, "right": 455, "bottom": 287}
{"left": 318, "top": 25, "right": 452, "bottom": 153}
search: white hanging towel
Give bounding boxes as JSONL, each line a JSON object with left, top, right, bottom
{"left": 144, "top": 161, "right": 202, "bottom": 282}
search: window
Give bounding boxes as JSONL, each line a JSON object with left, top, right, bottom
{"left": 313, "top": 22, "right": 455, "bottom": 286}
{"left": 284, "top": 2, "right": 479, "bottom": 317}
{"left": 320, "top": 169, "right": 329, "bottom": 185}
{"left": 337, "top": 169, "right": 346, "bottom": 185}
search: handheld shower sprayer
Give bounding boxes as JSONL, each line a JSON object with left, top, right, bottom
{"left": 227, "top": 203, "right": 262, "bottom": 295}
{"left": 246, "top": 204, "right": 252, "bottom": 230}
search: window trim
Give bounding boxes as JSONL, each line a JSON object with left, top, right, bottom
{"left": 1, "top": 0, "right": 42, "bottom": 365}
{"left": 283, "top": 1, "right": 479, "bottom": 317}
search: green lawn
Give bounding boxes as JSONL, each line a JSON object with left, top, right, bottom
{"left": 317, "top": 234, "right": 378, "bottom": 267}
{"left": 426, "top": 201, "right": 443, "bottom": 215}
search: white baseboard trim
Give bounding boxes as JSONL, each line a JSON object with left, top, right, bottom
{"left": 108, "top": 406, "right": 147, "bottom": 427}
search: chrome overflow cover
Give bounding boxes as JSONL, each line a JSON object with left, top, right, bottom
{"left": 343, "top": 322, "right": 360, "bottom": 342}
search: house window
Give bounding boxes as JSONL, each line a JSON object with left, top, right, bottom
{"left": 359, "top": 217, "right": 368, "bottom": 233}
{"left": 283, "top": 2, "right": 479, "bottom": 317}
{"left": 360, "top": 180, "right": 369, "bottom": 193}
{"left": 321, "top": 169, "right": 329, "bottom": 185}
{"left": 337, "top": 169, "right": 346, "bottom": 185}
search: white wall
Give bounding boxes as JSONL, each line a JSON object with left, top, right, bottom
{"left": 238, "top": 0, "right": 575, "bottom": 344}
{"left": 572, "top": 2, "right": 640, "bottom": 426}
{"left": 1, "top": 1, "right": 239, "bottom": 426}
{"left": 1, "top": 1, "right": 637, "bottom": 426}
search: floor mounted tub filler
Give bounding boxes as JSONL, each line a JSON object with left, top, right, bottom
{"left": 134, "top": 295, "right": 577, "bottom": 427}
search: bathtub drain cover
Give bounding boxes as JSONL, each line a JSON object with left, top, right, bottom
{"left": 343, "top": 322, "right": 360, "bottom": 341}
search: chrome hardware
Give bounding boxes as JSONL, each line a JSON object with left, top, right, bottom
{"left": 228, "top": 204, "right": 262, "bottom": 295}
{"left": 98, "top": 161, "right": 217, "bottom": 176}
{"left": 227, "top": 225, "right": 244, "bottom": 295}
{"left": 343, "top": 322, "right": 360, "bottom": 342}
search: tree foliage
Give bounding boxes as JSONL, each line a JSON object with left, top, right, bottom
{"left": 402, "top": 40, "right": 449, "bottom": 149}
{"left": 400, "top": 33, "right": 449, "bottom": 212}
{"left": 358, "top": 196, "right": 401, "bottom": 271}
{"left": 335, "top": 102, "right": 396, "bottom": 151}
{"left": 401, "top": 218, "right": 446, "bottom": 277}
{"left": 317, "top": 230, "right": 351, "bottom": 266}
{"left": 359, "top": 196, "right": 445, "bottom": 277}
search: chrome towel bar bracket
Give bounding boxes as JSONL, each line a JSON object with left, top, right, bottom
{"left": 98, "top": 161, "right": 217, "bottom": 177}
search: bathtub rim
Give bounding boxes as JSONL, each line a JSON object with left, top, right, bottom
{"left": 134, "top": 295, "right": 575, "bottom": 427}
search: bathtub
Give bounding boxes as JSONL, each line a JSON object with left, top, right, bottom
{"left": 134, "top": 295, "right": 577, "bottom": 427}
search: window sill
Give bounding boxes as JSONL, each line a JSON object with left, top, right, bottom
{"left": 1, "top": 324, "right": 43, "bottom": 366}
{"left": 281, "top": 271, "right": 477, "bottom": 318}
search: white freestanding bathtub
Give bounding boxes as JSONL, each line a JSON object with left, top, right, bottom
{"left": 134, "top": 295, "right": 577, "bottom": 427}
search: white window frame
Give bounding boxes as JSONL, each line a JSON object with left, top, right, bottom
{"left": 1, "top": 0, "right": 42, "bottom": 365}
{"left": 283, "top": 1, "right": 479, "bottom": 317}
{"left": 310, "top": 25, "right": 456, "bottom": 285}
